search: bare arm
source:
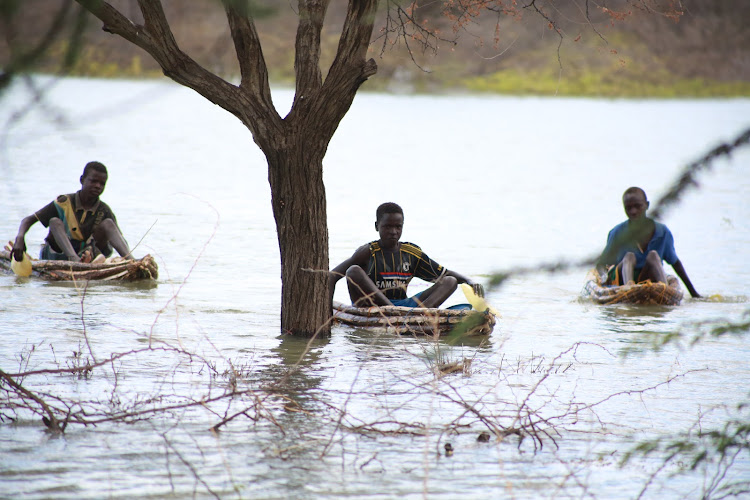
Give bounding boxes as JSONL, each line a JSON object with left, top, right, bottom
{"left": 329, "top": 244, "right": 370, "bottom": 304}
{"left": 444, "top": 269, "right": 484, "bottom": 297}
{"left": 12, "top": 215, "right": 39, "bottom": 261}
{"left": 595, "top": 257, "right": 609, "bottom": 283}
{"left": 671, "top": 259, "right": 700, "bottom": 298}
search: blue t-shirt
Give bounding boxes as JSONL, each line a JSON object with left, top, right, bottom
{"left": 601, "top": 219, "right": 678, "bottom": 270}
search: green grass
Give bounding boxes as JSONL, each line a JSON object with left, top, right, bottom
{"left": 44, "top": 39, "right": 750, "bottom": 98}
{"left": 461, "top": 67, "right": 750, "bottom": 98}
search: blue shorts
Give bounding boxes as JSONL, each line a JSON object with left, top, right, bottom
{"left": 389, "top": 291, "right": 473, "bottom": 310}
{"left": 391, "top": 291, "right": 425, "bottom": 308}
{"left": 40, "top": 243, "right": 74, "bottom": 260}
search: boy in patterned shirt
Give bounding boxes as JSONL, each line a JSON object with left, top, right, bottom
{"left": 329, "top": 202, "right": 483, "bottom": 308}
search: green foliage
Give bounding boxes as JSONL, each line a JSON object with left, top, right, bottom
{"left": 618, "top": 308, "right": 750, "bottom": 497}
{"left": 462, "top": 67, "right": 750, "bottom": 98}
{"left": 623, "top": 307, "right": 750, "bottom": 355}
{"left": 620, "top": 407, "right": 750, "bottom": 497}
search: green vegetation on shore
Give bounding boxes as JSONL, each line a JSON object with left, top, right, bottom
{"left": 57, "top": 43, "right": 750, "bottom": 98}
{"left": 28, "top": 10, "right": 750, "bottom": 100}
{"left": 59, "top": 56, "right": 750, "bottom": 99}
{"left": 461, "top": 68, "right": 750, "bottom": 98}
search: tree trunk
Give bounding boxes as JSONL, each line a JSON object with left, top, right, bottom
{"left": 265, "top": 137, "right": 330, "bottom": 336}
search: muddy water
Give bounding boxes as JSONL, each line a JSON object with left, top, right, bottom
{"left": 1, "top": 77, "right": 748, "bottom": 498}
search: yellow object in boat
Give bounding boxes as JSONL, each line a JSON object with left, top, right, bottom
{"left": 460, "top": 283, "right": 499, "bottom": 316}
{"left": 11, "top": 252, "right": 32, "bottom": 277}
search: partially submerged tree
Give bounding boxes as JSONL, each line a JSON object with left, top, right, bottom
{"left": 15, "top": 0, "right": 684, "bottom": 335}
{"left": 72, "top": 0, "right": 380, "bottom": 336}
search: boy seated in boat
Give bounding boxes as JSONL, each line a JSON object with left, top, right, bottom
{"left": 595, "top": 187, "right": 700, "bottom": 298}
{"left": 12, "top": 161, "right": 133, "bottom": 263}
{"left": 329, "top": 202, "right": 484, "bottom": 308}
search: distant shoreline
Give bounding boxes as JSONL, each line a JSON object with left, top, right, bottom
{"left": 21, "top": 69, "right": 750, "bottom": 99}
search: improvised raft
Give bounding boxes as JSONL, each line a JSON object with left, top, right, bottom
{"left": 332, "top": 301, "right": 497, "bottom": 336}
{"left": 582, "top": 271, "right": 683, "bottom": 306}
{"left": 0, "top": 249, "right": 158, "bottom": 282}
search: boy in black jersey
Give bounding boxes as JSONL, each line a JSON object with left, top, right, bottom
{"left": 329, "top": 202, "right": 483, "bottom": 308}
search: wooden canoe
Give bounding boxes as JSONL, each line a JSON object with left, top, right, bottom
{"left": 582, "top": 273, "right": 683, "bottom": 306}
{"left": 0, "top": 249, "right": 158, "bottom": 282}
{"left": 332, "top": 301, "right": 496, "bottom": 336}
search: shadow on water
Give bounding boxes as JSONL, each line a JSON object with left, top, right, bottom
{"left": 261, "top": 333, "right": 329, "bottom": 404}
{"left": 595, "top": 304, "right": 678, "bottom": 342}
{"left": 342, "top": 325, "right": 494, "bottom": 352}
{"left": 40, "top": 279, "right": 159, "bottom": 291}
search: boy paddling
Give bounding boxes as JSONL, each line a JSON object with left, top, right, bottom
{"left": 329, "top": 202, "right": 483, "bottom": 308}
{"left": 12, "top": 161, "right": 133, "bottom": 264}
{"left": 595, "top": 187, "right": 700, "bottom": 298}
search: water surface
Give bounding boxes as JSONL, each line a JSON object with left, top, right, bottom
{"left": 1, "top": 77, "right": 749, "bottom": 499}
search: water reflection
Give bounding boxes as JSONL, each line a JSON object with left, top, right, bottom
{"left": 2, "top": 77, "right": 749, "bottom": 498}
{"left": 261, "top": 334, "right": 329, "bottom": 405}
{"left": 343, "top": 326, "right": 494, "bottom": 351}
{"left": 595, "top": 304, "right": 676, "bottom": 339}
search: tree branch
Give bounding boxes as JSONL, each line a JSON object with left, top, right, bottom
{"left": 293, "top": 0, "right": 329, "bottom": 105}
{"left": 0, "top": 369, "right": 65, "bottom": 433}
{"left": 222, "top": 1, "right": 275, "bottom": 110}
{"left": 286, "top": 0, "right": 378, "bottom": 141}
{"left": 74, "top": 0, "right": 281, "bottom": 144}
{"left": 328, "top": 0, "right": 378, "bottom": 85}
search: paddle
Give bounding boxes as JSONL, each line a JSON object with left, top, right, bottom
{"left": 460, "top": 283, "right": 499, "bottom": 316}
{"left": 5, "top": 240, "right": 32, "bottom": 277}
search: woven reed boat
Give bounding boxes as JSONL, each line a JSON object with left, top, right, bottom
{"left": 332, "top": 300, "right": 496, "bottom": 336}
{"left": 0, "top": 249, "right": 158, "bottom": 282}
{"left": 583, "top": 272, "right": 683, "bottom": 306}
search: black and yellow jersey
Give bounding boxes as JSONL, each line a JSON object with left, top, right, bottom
{"left": 366, "top": 241, "right": 445, "bottom": 301}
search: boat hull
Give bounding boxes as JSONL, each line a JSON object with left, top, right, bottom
{"left": 583, "top": 274, "right": 683, "bottom": 305}
{"left": 1, "top": 250, "right": 158, "bottom": 282}
{"left": 332, "top": 301, "right": 496, "bottom": 336}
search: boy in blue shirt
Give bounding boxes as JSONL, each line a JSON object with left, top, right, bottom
{"left": 595, "top": 187, "right": 700, "bottom": 298}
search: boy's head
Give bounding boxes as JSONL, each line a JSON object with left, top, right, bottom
{"left": 82, "top": 161, "right": 108, "bottom": 180}
{"left": 622, "top": 187, "right": 649, "bottom": 221}
{"left": 375, "top": 202, "right": 403, "bottom": 226}
{"left": 80, "top": 161, "right": 109, "bottom": 199}
{"left": 375, "top": 202, "right": 404, "bottom": 245}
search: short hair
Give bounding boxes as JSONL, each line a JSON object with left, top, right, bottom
{"left": 82, "top": 161, "right": 108, "bottom": 179}
{"left": 376, "top": 202, "right": 403, "bottom": 222}
{"left": 623, "top": 186, "right": 647, "bottom": 202}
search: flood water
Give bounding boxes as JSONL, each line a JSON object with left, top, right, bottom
{"left": 1, "top": 77, "right": 749, "bottom": 499}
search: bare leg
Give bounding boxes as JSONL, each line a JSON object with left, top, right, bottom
{"left": 92, "top": 219, "right": 132, "bottom": 259}
{"left": 345, "top": 266, "right": 392, "bottom": 307}
{"left": 618, "top": 252, "right": 637, "bottom": 285}
{"left": 48, "top": 218, "right": 81, "bottom": 262}
{"left": 637, "top": 250, "right": 667, "bottom": 284}
{"left": 416, "top": 275, "right": 458, "bottom": 308}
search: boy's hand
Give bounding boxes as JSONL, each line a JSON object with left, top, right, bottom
{"left": 471, "top": 282, "right": 485, "bottom": 298}
{"left": 11, "top": 238, "right": 26, "bottom": 262}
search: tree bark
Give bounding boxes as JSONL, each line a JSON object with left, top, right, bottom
{"left": 265, "top": 137, "right": 329, "bottom": 335}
